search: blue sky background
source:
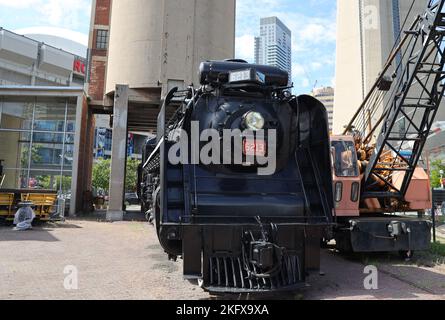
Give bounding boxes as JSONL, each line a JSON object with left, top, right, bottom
{"left": 0, "top": 0, "right": 337, "bottom": 94}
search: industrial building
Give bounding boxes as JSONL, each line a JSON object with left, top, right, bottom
{"left": 81, "top": 0, "right": 236, "bottom": 220}
{"left": 254, "top": 17, "right": 292, "bottom": 78}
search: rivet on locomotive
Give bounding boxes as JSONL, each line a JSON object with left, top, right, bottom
{"left": 138, "top": 60, "right": 334, "bottom": 293}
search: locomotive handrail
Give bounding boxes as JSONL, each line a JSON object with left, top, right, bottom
{"left": 143, "top": 138, "right": 163, "bottom": 169}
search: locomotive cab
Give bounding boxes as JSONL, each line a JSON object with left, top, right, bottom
{"left": 141, "top": 60, "right": 334, "bottom": 293}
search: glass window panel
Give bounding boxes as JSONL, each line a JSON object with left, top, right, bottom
{"left": 60, "top": 173, "right": 72, "bottom": 194}
{"left": 332, "top": 140, "right": 359, "bottom": 177}
{"left": 65, "top": 133, "right": 75, "bottom": 144}
{"left": 63, "top": 144, "right": 74, "bottom": 171}
{"left": 33, "top": 132, "right": 64, "bottom": 144}
{"left": 28, "top": 172, "right": 58, "bottom": 191}
{"left": 0, "top": 98, "right": 34, "bottom": 130}
{"left": 34, "top": 98, "right": 67, "bottom": 132}
{"left": 29, "top": 143, "right": 63, "bottom": 169}
{"left": 26, "top": 172, "right": 71, "bottom": 194}
{"left": 1, "top": 168, "right": 27, "bottom": 189}
{"left": 0, "top": 131, "right": 31, "bottom": 171}
{"left": 1, "top": 95, "right": 78, "bottom": 193}
{"left": 96, "top": 29, "right": 109, "bottom": 49}
{"left": 66, "top": 103, "right": 77, "bottom": 133}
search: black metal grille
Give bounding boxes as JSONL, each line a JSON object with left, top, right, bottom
{"left": 146, "top": 152, "right": 160, "bottom": 172}
{"left": 208, "top": 254, "right": 302, "bottom": 291}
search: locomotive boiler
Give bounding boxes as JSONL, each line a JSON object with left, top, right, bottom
{"left": 139, "top": 60, "right": 333, "bottom": 293}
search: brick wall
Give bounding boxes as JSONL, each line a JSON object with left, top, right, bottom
{"left": 89, "top": 59, "right": 107, "bottom": 102}
{"left": 76, "top": 0, "right": 111, "bottom": 213}
{"left": 94, "top": 0, "right": 111, "bottom": 25}
{"left": 87, "top": 0, "right": 111, "bottom": 102}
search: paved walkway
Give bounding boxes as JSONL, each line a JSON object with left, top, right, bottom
{"left": 0, "top": 220, "right": 444, "bottom": 300}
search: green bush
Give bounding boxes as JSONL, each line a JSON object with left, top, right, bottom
{"left": 92, "top": 157, "right": 140, "bottom": 193}
{"left": 92, "top": 158, "right": 111, "bottom": 191}
{"left": 430, "top": 241, "right": 445, "bottom": 257}
{"left": 430, "top": 160, "right": 445, "bottom": 188}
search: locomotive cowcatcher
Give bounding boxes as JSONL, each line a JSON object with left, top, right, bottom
{"left": 138, "top": 60, "right": 333, "bottom": 293}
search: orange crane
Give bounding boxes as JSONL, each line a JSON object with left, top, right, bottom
{"left": 330, "top": 0, "right": 445, "bottom": 257}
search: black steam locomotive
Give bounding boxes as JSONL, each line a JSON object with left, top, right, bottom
{"left": 138, "top": 60, "right": 333, "bottom": 293}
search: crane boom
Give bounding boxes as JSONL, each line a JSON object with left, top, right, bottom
{"left": 345, "top": 0, "right": 445, "bottom": 200}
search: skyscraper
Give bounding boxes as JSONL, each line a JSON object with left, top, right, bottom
{"left": 333, "top": 0, "right": 428, "bottom": 134}
{"left": 311, "top": 87, "right": 335, "bottom": 133}
{"left": 254, "top": 17, "right": 292, "bottom": 79}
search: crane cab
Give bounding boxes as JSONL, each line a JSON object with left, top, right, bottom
{"left": 330, "top": 136, "right": 361, "bottom": 217}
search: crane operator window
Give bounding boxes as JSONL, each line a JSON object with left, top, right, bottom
{"left": 332, "top": 141, "right": 359, "bottom": 177}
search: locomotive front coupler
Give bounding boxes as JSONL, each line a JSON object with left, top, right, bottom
{"left": 242, "top": 218, "right": 284, "bottom": 278}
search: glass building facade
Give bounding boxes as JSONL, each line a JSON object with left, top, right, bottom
{"left": 0, "top": 95, "right": 79, "bottom": 195}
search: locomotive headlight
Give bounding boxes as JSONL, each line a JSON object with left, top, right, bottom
{"left": 243, "top": 111, "right": 265, "bottom": 131}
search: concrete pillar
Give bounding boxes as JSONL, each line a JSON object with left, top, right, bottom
{"left": 70, "top": 94, "right": 86, "bottom": 216}
{"left": 106, "top": 85, "right": 129, "bottom": 221}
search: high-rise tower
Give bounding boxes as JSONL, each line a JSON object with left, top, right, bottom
{"left": 333, "top": 0, "right": 428, "bottom": 134}
{"left": 254, "top": 17, "right": 292, "bottom": 79}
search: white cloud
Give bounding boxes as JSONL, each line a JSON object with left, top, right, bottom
{"left": 292, "top": 63, "right": 306, "bottom": 76}
{"left": 301, "top": 78, "right": 311, "bottom": 88}
{"left": 235, "top": 35, "right": 255, "bottom": 63}
{"left": 299, "top": 22, "right": 337, "bottom": 44}
{"left": 14, "top": 26, "right": 88, "bottom": 46}
{"left": 0, "top": 0, "right": 40, "bottom": 8}
{"left": 38, "top": 0, "right": 90, "bottom": 29}
{"left": 0, "top": 0, "right": 91, "bottom": 30}
{"left": 311, "top": 62, "right": 323, "bottom": 70}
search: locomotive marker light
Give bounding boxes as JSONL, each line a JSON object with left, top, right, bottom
{"left": 228, "top": 68, "right": 266, "bottom": 84}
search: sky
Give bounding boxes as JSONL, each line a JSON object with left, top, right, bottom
{"left": 0, "top": 0, "right": 337, "bottom": 95}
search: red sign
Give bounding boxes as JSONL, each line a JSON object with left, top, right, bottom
{"left": 243, "top": 139, "right": 266, "bottom": 157}
{"left": 73, "top": 59, "right": 86, "bottom": 75}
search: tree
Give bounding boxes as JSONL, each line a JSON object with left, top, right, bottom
{"left": 92, "top": 158, "right": 111, "bottom": 191}
{"left": 21, "top": 145, "right": 42, "bottom": 168}
{"left": 91, "top": 157, "right": 140, "bottom": 193}
{"left": 125, "top": 158, "right": 140, "bottom": 192}
{"left": 430, "top": 160, "right": 445, "bottom": 188}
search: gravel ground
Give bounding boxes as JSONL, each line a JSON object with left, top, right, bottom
{"left": 0, "top": 219, "right": 444, "bottom": 300}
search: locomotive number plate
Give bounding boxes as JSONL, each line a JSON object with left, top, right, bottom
{"left": 243, "top": 139, "right": 266, "bottom": 157}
